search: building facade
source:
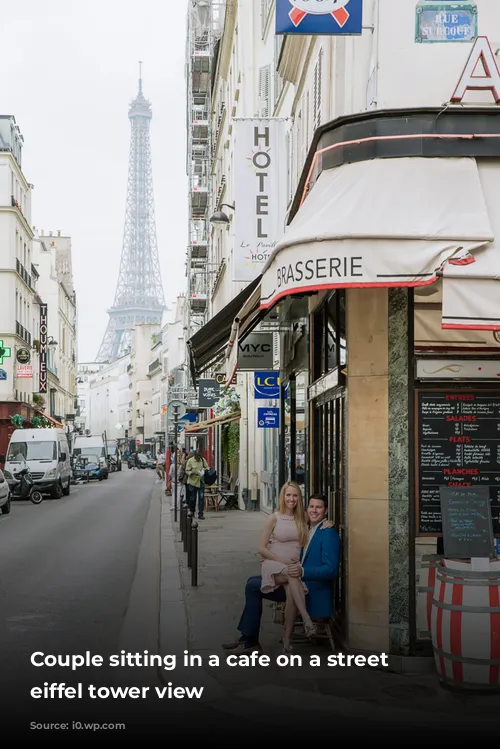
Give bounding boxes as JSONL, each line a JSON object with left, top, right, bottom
{"left": 186, "top": 0, "right": 500, "bottom": 660}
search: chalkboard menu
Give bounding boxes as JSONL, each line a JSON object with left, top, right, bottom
{"left": 416, "top": 391, "right": 500, "bottom": 536}
{"left": 439, "top": 486, "right": 494, "bottom": 559}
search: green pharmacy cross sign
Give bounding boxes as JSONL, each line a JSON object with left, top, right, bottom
{"left": 0, "top": 341, "right": 12, "bottom": 365}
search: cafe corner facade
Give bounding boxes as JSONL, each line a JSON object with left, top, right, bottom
{"left": 256, "top": 32, "right": 500, "bottom": 658}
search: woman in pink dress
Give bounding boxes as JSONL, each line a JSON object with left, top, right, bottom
{"left": 259, "top": 481, "right": 317, "bottom": 652}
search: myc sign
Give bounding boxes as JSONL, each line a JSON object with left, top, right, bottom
{"left": 254, "top": 371, "right": 281, "bottom": 400}
{"left": 257, "top": 408, "right": 280, "bottom": 429}
{"left": 39, "top": 304, "right": 48, "bottom": 394}
{"left": 276, "top": 0, "right": 363, "bottom": 36}
{"left": 415, "top": 2, "right": 477, "bottom": 43}
{"left": 238, "top": 333, "right": 274, "bottom": 371}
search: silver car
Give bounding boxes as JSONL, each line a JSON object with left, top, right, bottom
{"left": 0, "top": 468, "right": 11, "bottom": 515}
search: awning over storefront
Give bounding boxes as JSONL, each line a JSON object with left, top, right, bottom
{"left": 187, "top": 277, "right": 261, "bottom": 380}
{"left": 260, "top": 157, "right": 494, "bottom": 310}
{"left": 183, "top": 411, "right": 240, "bottom": 433}
{"left": 39, "top": 412, "right": 64, "bottom": 428}
{"left": 442, "top": 160, "right": 500, "bottom": 330}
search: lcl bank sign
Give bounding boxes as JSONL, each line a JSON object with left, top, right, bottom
{"left": 237, "top": 333, "right": 273, "bottom": 371}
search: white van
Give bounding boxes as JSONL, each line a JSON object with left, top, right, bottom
{"left": 4, "top": 428, "right": 72, "bottom": 498}
{"left": 72, "top": 435, "right": 109, "bottom": 479}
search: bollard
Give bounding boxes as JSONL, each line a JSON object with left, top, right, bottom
{"left": 180, "top": 504, "right": 186, "bottom": 542}
{"left": 187, "top": 514, "right": 193, "bottom": 567}
{"left": 184, "top": 511, "right": 192, "bottom": 553}
{"left": 191, "top": 520, "right": 198, "bottom": 587}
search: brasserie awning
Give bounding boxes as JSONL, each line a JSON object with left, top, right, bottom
{"left": 260, "top": 157, "right": 494, "bottom": 311}
{"left": 187, "top": 276, "right": 261, "bottom": 380}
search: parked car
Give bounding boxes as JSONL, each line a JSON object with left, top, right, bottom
{"left": 127, "top": 453, "right": 155, "bottom": 470}
{"left": 73, "top": 434, "right": 109, "bottom": 479}
{"left": 0, "top": 468, "right": 11, "bottom": 515}
{"left": 72, "top": 455, "right": 103, "bottom": 483}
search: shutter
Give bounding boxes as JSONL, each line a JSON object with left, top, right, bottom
{"left": 259, "top": 65, "right": 270, "bottom": 117}
{"left": 313, "top": 47, "right": 324, "bottom": 131}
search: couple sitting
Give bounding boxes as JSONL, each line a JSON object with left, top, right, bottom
{"left": 224, "top": 482, "right": 341, "bottom": 654}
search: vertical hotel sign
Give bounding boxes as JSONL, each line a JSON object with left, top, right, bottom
{"left": 233, "top": 119, "right": 287, "bottom": 283}
{"left": 276, "top": 0, "right": 363, "bottom": 35}
{"left": 39, "top": 304, "right": 48, "bottom": 394}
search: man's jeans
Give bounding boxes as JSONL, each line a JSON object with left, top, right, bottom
{"left": 187, "top": 482, "right": 205, "bottom": 516}
{"left": 237, "top": 576, "right": 286, "bottom": 647}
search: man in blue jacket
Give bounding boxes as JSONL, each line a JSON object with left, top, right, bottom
{"left": 223, "top": 494, "right": 341, "bottom": 654}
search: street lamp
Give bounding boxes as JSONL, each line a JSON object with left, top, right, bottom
{"left": 209, "top": 203, "right": 235, "bottom": 226}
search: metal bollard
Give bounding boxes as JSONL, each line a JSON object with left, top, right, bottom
{"left": 186, "top": 513, "right": 193, "bottom": 566}
{"left": 180, "top": 504, "right": 186, "bottom": 542}
{"left": 191, "top": 521, "right": 198, "bottom": 587}
{"left": 184, "top": 512, "right": 192, "bottom": 553}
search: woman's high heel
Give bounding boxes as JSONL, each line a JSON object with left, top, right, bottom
{"left": 304, "top": 621, "right": 317, "bottom": 638}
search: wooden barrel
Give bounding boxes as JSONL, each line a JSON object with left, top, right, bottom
{"left": 431, "top": 560, "right": 500, "bottom": 690}
{"left": 417, "top": 554, "right": 443, "bottom": 639}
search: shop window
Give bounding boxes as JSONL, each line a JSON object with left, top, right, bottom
{"left": 312, "top": 290, "right": 347, "bottom": 381}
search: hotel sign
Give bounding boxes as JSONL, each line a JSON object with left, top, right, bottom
{"left": 276, "top": 0, "right": 363, "bottom": 36}
{"left": 233, "top": 119, "right": 288, "bottom": 283}
{"left": 39, "top": 304, "right": 48, "bottom": 394}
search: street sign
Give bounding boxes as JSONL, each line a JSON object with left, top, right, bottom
{"left": 415, "top": 2, "right": 477, "bottom": 43}
{"left": 254, "top": 371, "right": 281, "bottom": 399}
{"left": 257, "top": 407, "right": 280, "bottom": 429}
{"left": 167, "top": 400, "right": 187, "bottom": 421}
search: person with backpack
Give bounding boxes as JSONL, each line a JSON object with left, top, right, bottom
{"left": 185, "top": 447, "right": 209, "bottom": 520}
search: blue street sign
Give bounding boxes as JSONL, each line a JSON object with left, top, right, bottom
{"left": 415, "top": 3, "right": 477, "bottom": 43}
{"left": 258, "top": 408, "right": 280, "bottom": 429}
{"left": 254, "top": 371, "right": 281, "bottom": 400}
{"left": 0, "top": 369, "right": 6, "bottom": 381}
{"left": 497, "top": 538, "right": 500, "bottom": 556}
{"left": 276, "top": 0, "right": 363, "bottom": 36}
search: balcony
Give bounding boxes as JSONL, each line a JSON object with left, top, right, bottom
{"left": 15, "top": 321, "right": 31, "bottom": 346}
{"left": 16, "top": 258, "right": 32, "bottom": 289}
{"left": 189, "top": 241, "right": 208, "bottom": 261}
{"left": 148, "top": 358, "right": 161, "bottom": 375}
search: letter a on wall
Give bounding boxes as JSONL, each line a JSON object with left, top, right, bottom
{"left": 451, "top": 36, "right": 500, "bottom": 104}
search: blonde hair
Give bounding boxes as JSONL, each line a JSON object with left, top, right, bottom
{"left": 278, "top": 481, "right": 308, "bottom": 548}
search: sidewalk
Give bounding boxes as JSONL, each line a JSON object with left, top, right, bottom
{"left": 159, "top": 491, "right": 500, "bottom": 732}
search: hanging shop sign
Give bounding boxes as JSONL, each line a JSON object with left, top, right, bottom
{"left": 451, "top": 36, "right": 500, "bottom": 104}
{"left": 415, "top": 2, "right": 477, "bottom": 43}
{"left": 39, "top": 304, "right": 48, "bottom": 394}
{"left": 198, "top": 379, "right": 221, "bottom": 408}
{"left": 254, "top": 371, "right": 281, "bottom": 399}
{"left": 16, "top": 365, "right": 33, "bottom": 379}
{"left": 233, "top": 119, "right": 288, "bottom": 282}
{"left": 16, "top": 347, "right": 31, "bottom": 364}
{"left": 257, "top": 407, "right": 280, "bottom": 429}
{"left": 237, "top": 333, "right": 273, "bottom": 371}
{"left": 0, "top": 341, "right": 12, "bottom": 366}
{"left": 276, "top": 0, "right": 363, "bottom": 35}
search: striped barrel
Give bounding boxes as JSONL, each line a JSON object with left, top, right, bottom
{"left": 417, "top": 554, "right": 443, "bottom": 639}
{"left": 431, "top": 560, "right": 500, "bottom": 690}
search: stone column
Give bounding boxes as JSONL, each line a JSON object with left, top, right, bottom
{"left": 346, "top": 288, "right": 390, "bottom": 652}
{"left": 388, "top": 289, "right": 410, "bottom": 655}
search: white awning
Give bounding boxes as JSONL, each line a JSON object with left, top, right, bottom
{"left": 442, "top": 160, "right": 500, "bottom": 330}
{"left": 260, "top": 157, "right": 494, "bottom": 310}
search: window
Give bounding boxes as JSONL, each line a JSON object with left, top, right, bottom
{"left": 313, "top": 47, "right": 324, "bottom": 132}
{"left": 258, "top": 65, "right": 271, "bottom": 116}
{"left": 274, "top": 34, "right": 285, "bottom": 106}
{"left": 312, "top": 291, "right": 347, "bottom": 381}
{"left": 261, "top": 0, "right": 272, "bottom": 37}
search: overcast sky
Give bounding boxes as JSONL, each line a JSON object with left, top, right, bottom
{"left": 0, "top": 0, "right": 188, "bottom": 361}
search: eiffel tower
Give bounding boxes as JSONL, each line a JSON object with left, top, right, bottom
{"left": 97, "top": 64, "right": 166, "bottom": 362}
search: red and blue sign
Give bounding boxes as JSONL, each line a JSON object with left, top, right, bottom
{"left": 276, "top": 0, "right": 363, "bottom": 36}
